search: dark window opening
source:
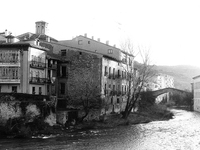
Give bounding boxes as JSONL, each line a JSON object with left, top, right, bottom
{"left": 104, "top": 66, "right": 107, "bottom": 76}
{"left": 61, "top": 49, "right": 67, "bottom": 56}
{"left": 12, "top": 86, "right": 17, "bottom": 93}
{"left": 39, "top": 87, "right": 42, "bottom": 95}
{"left": 32, "top": 87, "right": 35, "bottom": 95}
{"left": 61, "top": 66, "right": 67, "bottom": 77}
{"left": 60, "top": 83, "right": 65, "bottom": 95}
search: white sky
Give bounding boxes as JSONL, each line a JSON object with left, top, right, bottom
{"left": 1, "top": 0, "right": 200, "bottom": 67}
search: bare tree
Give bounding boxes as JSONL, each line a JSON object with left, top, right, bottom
{"left": 120, "top": 40, "right": 155, "bottom": 119}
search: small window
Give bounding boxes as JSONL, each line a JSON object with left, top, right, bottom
{"left": 60, "top": 83, "right": 65, "bottom": 95}
{"left": 88, "top": 41, "right": 90, "bottom": 44}
{"left": 61, "top": 66, "right": 67, "bottom": 77}
{"left": 39, "top": 87, "right": 42, "bottom": 95}
{"left": 104, "top": 66, "right": 108, "bottom": 76}
{"left": 113, "top": 68, "right": 115, "bottom": 78}
{"left": 109, "top": 67, "right": 111, "bottom": 75}
{"left": 32, "top": 87, "right": 35, "bottom": 95}
{"left": 12, "top": 86, "right": 17, "bottom": 93}
{"left": 78, "top": 40, "right": 83, "bottom": 45}
{"left": 117, "top": 98, "right": 120, "bottom": 103}
{"left": 108, "top": 49, "right": 113, "bottom": 54}
{"left": 61, "top": 49, "right": 66, "bottom": 56}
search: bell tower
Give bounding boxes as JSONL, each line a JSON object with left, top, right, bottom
{"left": 35, "top": 21, "right": 48, "bottom": 35}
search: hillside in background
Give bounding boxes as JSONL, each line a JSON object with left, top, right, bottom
{"left": 153, "top": 65, "right": 200, "bottom": 91}
{"left": 135, "top": 61, "right": 200, "bottom": 91}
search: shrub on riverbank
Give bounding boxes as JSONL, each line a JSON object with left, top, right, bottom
{"left": 74, "top": 104, "right": 174, "bottom": 130}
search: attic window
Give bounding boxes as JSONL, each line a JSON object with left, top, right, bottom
{"left": 108, "top": 49, "right": 113, "bottom": 54}
{"left": 79, "top": 52, "right": 82, "bottom": 55}
{"left": 61, "top": 49, "right": 67, "bottom": 56}
{"left": 78, "top": 40, "right": 83, "bottom": 45}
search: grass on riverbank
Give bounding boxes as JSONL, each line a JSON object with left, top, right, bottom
{"left": 75, "top": 104, "right": 174, "bottom": 130}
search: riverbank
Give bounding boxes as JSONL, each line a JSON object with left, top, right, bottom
{"left": 0, "top": 104, "right": 174, "bottom": 138}
{"left": 74, "top": 104, "right": 174, "bottom": 130}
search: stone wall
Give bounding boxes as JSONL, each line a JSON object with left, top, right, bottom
{"left": 0, "top": 94, "right": 56, "bottom": 126}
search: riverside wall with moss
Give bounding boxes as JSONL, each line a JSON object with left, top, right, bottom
{"left": 0, "top": 93, "right": 57, "bottom": 138}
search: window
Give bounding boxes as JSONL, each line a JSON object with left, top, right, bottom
{"left": 78, "top": 40, "right": 83, "bottom": 45}
{"left": 88, "top": 41, "right": 90, "bottom": 44}
{"left": 61, "top": 49, "right": 66, "bottom": 56}
{"left": 108, "top": 49, "right": 113, "bottom": 54}
{"left": 61, "top": 66, "right": 67, "bottom": 77}
{"left": 118, "top": 70, "right": 120, "bottom": 77}
{"left": 105, "top": 84, "right": 107, "bottom": 94}
{"left": 39, "top": 87, "right": 42, "bottom": 95}
{"left": 32, "top": 87, "right": 35, "bottom": 94}
{"left": 104, "top": 66, "right": 108, "bottom": 76}
{"left": 113, "top": 85, "right": 115, "bottom": 91}
{"left": 60, "top": 83, "right": 65, "bottom": 94}
{"left": 109, "top": 84, "right": 111, "bottom": 89}
{"left": 12, "top": 86, "right": 17, "bottom": 93}
{"left": 117, "top": 98, "right": 120, "bottom": 103}
{"left": 113, "top": 68, "right": 115, "bottom": 78}
{"left": 109, "top": 67, "right": 111, "bottom": 76}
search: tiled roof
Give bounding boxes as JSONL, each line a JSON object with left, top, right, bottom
{"left": 17, "top": 32, "right": 58, "bottom": 42}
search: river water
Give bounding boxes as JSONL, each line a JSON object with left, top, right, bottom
{"left": 1, "top": 109, "right": 200, "bottom": 150}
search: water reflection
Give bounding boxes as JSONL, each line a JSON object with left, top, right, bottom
{"left": 1, "top": 109, "right": 200, "bottom": 150}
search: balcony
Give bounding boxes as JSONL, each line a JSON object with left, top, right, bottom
{"left": 0, "top": 77, "right": 20, "bottom": 83}
{"left": 30, "top": 61, "right": 46, "bottom": 69}
{"left": 29, "top": 77, "right": 46, "bottom": 84}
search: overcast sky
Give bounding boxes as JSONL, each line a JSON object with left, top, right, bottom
{"left": 1, "top": 0, "right": 200, "bottom": 67}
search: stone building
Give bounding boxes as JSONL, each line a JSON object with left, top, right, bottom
{"left": 0, "top": 21, "right": 135, "bottom": 122}
{"left": 0, "top": 41, "right": 48, "bottom": 95}
{"left": 193, "top": 75, "right": 200, "bottom": 112}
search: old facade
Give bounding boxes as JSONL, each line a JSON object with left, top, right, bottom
{"left": 0, "top": 21, "right": 135, "bottom": 121}
{"left": 0, "top": 41, "right": 48, "bottom": 95}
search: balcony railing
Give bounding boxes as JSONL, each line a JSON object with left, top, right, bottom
{"left": 29, "top": 77, "right": 46, "bottom": 84}
{"left": 0, "top": 78, "right": 20, "bottom": 83}
{"left": 30, "top": 61, "right": 46, "bottom": 69}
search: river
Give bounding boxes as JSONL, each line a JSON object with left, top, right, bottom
{"left": 1, "top": 109, "right": 200, "bottom": 150}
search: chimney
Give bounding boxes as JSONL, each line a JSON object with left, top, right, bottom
{"left": 106, "top": 40, "right": 109, "bottom": 45}
{"left": 84, "top": 33, "right": 87, "bottom": 37}
{"left": 92, "top": 36, "right": 94, "bottom": 40}
{"left": 113, "top": 44, "right": 116, "bottom": 47}
{"left": 97, "top": 38, "right": 100, "bottom": 42}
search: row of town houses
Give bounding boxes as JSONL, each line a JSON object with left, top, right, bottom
{"left": 0, "top": 21, "right": 175, "bottom": 118}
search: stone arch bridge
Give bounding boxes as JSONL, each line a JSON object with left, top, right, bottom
{"left": 151, "top": 88, "right": 191, "bottom": 97}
